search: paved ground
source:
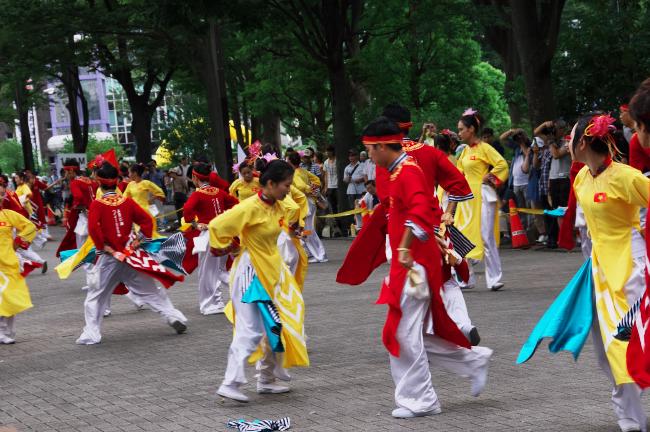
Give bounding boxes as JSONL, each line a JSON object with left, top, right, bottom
{"left": 0, "top": 227, "right": 645, "bottom": 431}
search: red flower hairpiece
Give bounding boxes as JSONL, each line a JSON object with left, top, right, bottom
{"left": 585, "top": 114, "right": 616, "bottom": 139}
{"left": 441, "top": 128, "right": 452, "bottom": 136}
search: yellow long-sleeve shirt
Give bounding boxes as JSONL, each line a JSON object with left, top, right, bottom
{"left": 123, "top": 180, "right": 165, "bottom": 211}
{"left": 15, "top": 184, "right": 33, "bottom": 216}
{"left": 454, "top": 141, "right": 509, "bottom": 260}
{"left": 574, "top": 162, "right": 649, "bottom": 384}
{"left": 229, "top": 177, "right": 261, "bottom": 201}
{"left": 0, "top": 209, "right": 37, "bottom": 317}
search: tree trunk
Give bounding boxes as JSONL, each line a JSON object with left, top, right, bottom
{"left": 198, "top": 20, "right": 230, "bottom": 178}
{"left": 130, "top": 100, "right": 154, "bottom": 163}
{"left": 328, "top": 65, "right": 356, "bottom": 210}
{"left": 15, "top": 82, "right": 34, "bottom": 171}
{"left": 77, "top": 71, "right": 90, "bottom": 152}
{"left": 510, "top": 0, "right": 565, "bottom": 125}
{"left": 251, "top": 115, "right": 261, "bottom": 142}
{"left": 261, "top": 112, "right": 281, "bottom": 147}
{"left": 62, "top": 67, "right": 84, "bottom": 153}
{"left": 229, "top": 78, "right": 245, "bottom": 149}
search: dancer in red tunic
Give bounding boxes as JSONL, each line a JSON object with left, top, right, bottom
{"left": 77, "top": 163, "right": 188, "bottom": 345}
{"left": 362, "top": 117, "right": 491, "bottom": 418}
{"left": 183, "top": 162, "right": 238, "bottom": 315}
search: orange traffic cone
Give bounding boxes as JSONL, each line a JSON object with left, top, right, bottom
{"left": 508, "top": 199, "right": 529, "bottom": 249}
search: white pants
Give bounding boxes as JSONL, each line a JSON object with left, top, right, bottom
{"left": 481, "top": 194, "right": 502, "bottom": 289}
{"left": 390, "top": 269, "right": 492, "bottom": 413}
{"left": 278, "top": 231, "right": 299, "bottom": 274}
{"left": 197, "top": 250, "right": 228, "bottom": 313}
{"left": 77, "top": 254, "right": 187, "bottom": 344}
{"left": 442, "top": 278, "right": 473, "bottom": 337}
{"left": 75, "top": 233, "right": 94, "bottom": 289}
{"left": 593, "top": 308, "right": 646, "bottom": 431}
{"left": 222, "top": 252, "right": 287, "bottom": 386}
{"left": 0, "top": 316, "right": 16, "bottom": 343}
{"left": 578, "top": 226, "right": 592, "bottom": 261}
{"left": 302, "top": 201, "right": 327, "bottom": 262}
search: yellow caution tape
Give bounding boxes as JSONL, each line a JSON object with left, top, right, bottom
{"left": 319, "top": 208, "right": 371, "bottom": 218}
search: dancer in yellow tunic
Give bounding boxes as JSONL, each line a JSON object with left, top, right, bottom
{"left": 454, "top": 108, "right": 508, "bottom": 290}
{"left": 211, "top": 159, "right": 308, "bottom": 403}
{"left": 0, "top": 186, "right": 38, "bottom": 344}
{"left": 569, "top": 113, "right": 649, "bottom": 431}
{"left": 229, "top": 162, "right": 261, "bottom": 201}
{"left": 288, "top": 152, "right": 328, "bottom": 263}
{"left": 14, "top": 171, "right": 33, "bottom": 217}
{"left": 123, "top": 163, "right": 166, "bottom": 238}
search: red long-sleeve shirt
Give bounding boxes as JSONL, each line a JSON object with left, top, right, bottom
{"left": 629, "top": 133, "right": 650, "bottom": 173}
{"left": 183, "top": 185, "right": 238, "bottom": 224}
{"left": 209, "top": 172, "right": 230, "bottom": 190}
{"left": 376, "top": 139, "right": 473, "bottom": 215}
{"left": 2, "top": 190, "right": 29, "bottom": 218}
{"left": 70, "top": 177, "right": 98, "bottom": 210}
{"left": 31, "top": 178, "right": 48, "bottom": 223}
{"left": 88, "top": 192, "right": 153, "bottom": 251}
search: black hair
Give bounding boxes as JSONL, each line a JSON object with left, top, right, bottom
{"left": 258, "top": 159, "right": 294, "bottom": 186}
{"left": 16, "top": 170, "right": 29, "bottom": 181}
{"left": 460, "top": 111, "right": 484, "bottom": 135}
{"left": 435, "top": 133, "right": 452, "bottom": 154}
{"left": 482, "top": 127, "right": 494, "bottom": 136}
{"left": 365, "top": 179, "right": 376, "bottom": 187}
{"left": 130, "top": 163, "right": 146, "bottom": 177}
{"left": 195, "top": 154, "right": 210, "bottom": 164}
{"left": 119, "top": 165, "right": 129, "bottom": 176}
{"left": 63, "top": 158, "right": 80, "bottom": 173}
{"left": 382, "top": 103, "right": 411, "bottom": 125}
{"left": 287, "top": 152, "right": 301, "bottom": 167}
{"left": 193, "top": 162, "right": 211, "bottom": 177}
{"left": 362, "top": 116, "right": 404, "bottom": 152}
{"left": 97, "top": 163, "right": 118, "bottom": 190}
{"left": 326, "top": 145, "right": 335, "bottom": 153}
{"left": 572, "top": 112, "right": 613, "bottom": 156}
{"left": 630, "top": 77, "right": 650, "bottom": 132}
{"left": 238, "top": 161, "right": 252, "bottom": 173}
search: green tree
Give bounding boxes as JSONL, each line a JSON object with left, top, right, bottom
{"left": 0, "top": 139, "right": 24, "bottom": 173}
{"left": 553, "top": 0, "right": 650, "bottom": 117}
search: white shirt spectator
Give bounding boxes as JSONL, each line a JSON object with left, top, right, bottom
{"left": 364, "top": 160, "right": 376, "bottom": 181}
{"left": 344, "top": 161, "right": 366, "bottom": 195}
{"left": 324, "top": 158, "right": 338, "bottom": 189}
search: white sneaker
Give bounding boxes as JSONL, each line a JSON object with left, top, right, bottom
{"left": 217, "top": 384, "right": 249, "bottom": 402}
{"left": 489, "top": 282, "right": 504, "bottom": 291}
{"left": 536, "top": 235, "right": 548, "bottom": 244}
{"left": 75, "top": 331, "right": 101, "bottom": 345}
{"left": 201, "top": 302, "right": 225, "bottom": 315}
{"left": 103, "top": 309, "right": 111, "bottom": 317}
{"left": 391, "top": 406, "right": 441, "bottom": 418}
{"left": 257, "top": 381, "right": 290, "bottom": 394}
{"left": 619, "top": 419, "right": 642, "bottom": 432}
{"left": 0, "top": 335, "right": 16, "bottom": 344}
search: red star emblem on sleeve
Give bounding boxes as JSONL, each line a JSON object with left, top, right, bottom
{"left": 593, "top": 192, "right": 607, "bottom": 203}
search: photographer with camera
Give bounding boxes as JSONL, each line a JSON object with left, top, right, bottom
{"left": 418, "top": 122, "right": 437, "bottom": 145}
{"left": 534, "top": 119, "right": 570, "bottom": 249}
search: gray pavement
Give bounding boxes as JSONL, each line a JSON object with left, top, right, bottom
{"left": 0, "top": 228, "right": 643, "bottom": 431}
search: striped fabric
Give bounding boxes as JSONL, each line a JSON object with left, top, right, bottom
{"left": 433, "top": 225, "right": 475, "bottom": 258}
{"left": 615, "top": 296, "right": 641, "bottom": 341}
{"left": 448, "top": 192, "right": 475, "bottom": 202}
{"left": 227, "top": 417, "right": 291, "bottom": 431}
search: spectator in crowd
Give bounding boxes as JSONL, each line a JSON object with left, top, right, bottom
{"left": 343, "top": 149, "right": 367, "bottom": 231}
{"left": 418, "top": 122, "right": 437, "bottom": 145}
{"left": 323, "top": 145, "right": 343, "bottom": 237}
{"left": 534, "top": 119, "right": 570, "bottom": 248}
{"left": 481, "top": 127, "right": 505, "bottom": 156}
{"left": 364, "top": 150, "right": 376, "bottom": 181}
{"left": 179, "top": 156, "right": 192, "bottom": 188}
{"left": 164, "top": 170, "right": 174, "bottom": 203}
{"left": 502, "top": 129, "right": 533, "bottom": 230}
{"left": 169, "top": 167, "right": 188, "bottom": 225}
{"left": 301, "top": 149, "right": 322, "bottom": 178}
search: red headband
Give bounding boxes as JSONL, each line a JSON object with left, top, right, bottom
{"left": 397, "top": 121, "right": 413, "bottom": 130}
{"left": 193, "top": 170, "right": 210, "bottom": 181}
{"left": 362, "top": 134, "right": 404, "bottom": 145}
{"left": 63, "top": 165, "right": 79, "bottom": 171}
{"left": 620, "top": 104, "right": 629, "bottom": 112}
{"left": 97, "top": 177, "right": 118, "bottom": 186}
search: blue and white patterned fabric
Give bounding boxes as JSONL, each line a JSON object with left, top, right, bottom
{"left": 227, "top": 417, "right": 291, "bottom": 431}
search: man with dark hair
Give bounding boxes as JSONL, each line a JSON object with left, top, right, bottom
{"left": 481, "top": 128, "right": 505, "bottom": 156}
{"left": 361, "top": 117, "right": 490, "bottom": 419}
{"left": 77, "top": 163, "right": 188, "bottom": 344}
{"left": 322, "top": 145, "right": 342, "bottom": 236}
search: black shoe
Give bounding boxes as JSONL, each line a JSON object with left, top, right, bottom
{"left": 171, "top": 321, "right": 187, "bottom": 334}
{"left": 41, "top": 261, "right": 48, "bottom": 274}
{"left": 468, "top": 327, "right": 481, "bottom": 346}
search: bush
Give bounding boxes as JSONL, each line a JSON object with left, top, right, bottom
{"left": 0, "top": 139, "right": 24, "bottom": 174}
